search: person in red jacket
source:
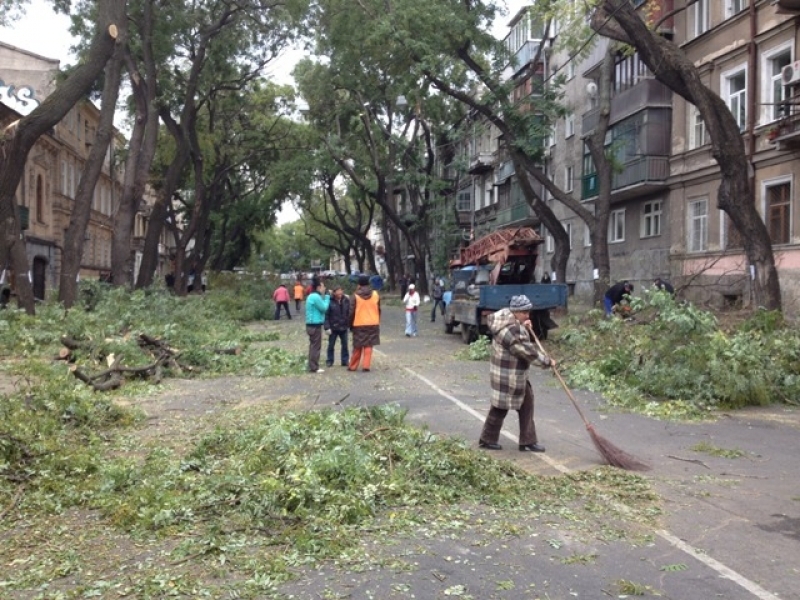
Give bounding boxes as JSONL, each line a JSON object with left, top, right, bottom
{"left": 272, "top": 284, "right": 292, "bottom": 320}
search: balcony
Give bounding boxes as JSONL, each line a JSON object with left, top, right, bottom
{"left": 581, "top": 155, "right": 670, "bottom": 201}
{"left": 495, "top": 201, "right": 535, "bottom": 227}
{"left": 468, "top": 152, "right": 494, "bottom": 174}
{"left": 583, "top": 78, "right": 672, "bottom": 135}
{"left": 495, "top": 160, "right": 515, "bottom": 184}
{"left": 777, "top": 0, "right": 800, "bottom": 12}
{"left": 506, "top": 40, "right": 542, "bottom": 77}
{"left": 773, "top": 97, "right": 800, "bottom": 147}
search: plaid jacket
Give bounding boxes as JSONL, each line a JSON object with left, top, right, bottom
{"left": 487, "top": 309, "right": 548, "bottom": 410}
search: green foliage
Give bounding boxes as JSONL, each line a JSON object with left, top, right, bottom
{"left": 457, "top": 335, "right": 492, "bottom": 361}
{"left": 690, "top": 441, "right": 745, "bottom": 459}
{"left": 553, "top": 294, "right": 800, "bottom": 415}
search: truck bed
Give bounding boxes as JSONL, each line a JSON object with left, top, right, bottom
{"left": 478, "top": 283, "right": 568, "bottom": 311}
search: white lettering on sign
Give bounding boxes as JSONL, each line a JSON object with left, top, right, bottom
{"left": 0, "top": 80, "right": 41, "bottom": 115}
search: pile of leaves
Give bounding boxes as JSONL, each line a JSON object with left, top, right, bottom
{"left": 2, "top": 403, "right": 658, "bottom": 596}
{"left": 0, "top": 284, "right": 304, "bottom": 379}
{"left": 552, "top": 291, "right": 800, "bottom": 417}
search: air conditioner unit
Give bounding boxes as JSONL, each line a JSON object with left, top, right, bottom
{"left": 781, "top": 60, "right": 800, "bottom": 86}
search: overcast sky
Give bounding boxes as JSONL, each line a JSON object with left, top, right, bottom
{"left": 0, "top": 0, "right": 529, "bottom": 224}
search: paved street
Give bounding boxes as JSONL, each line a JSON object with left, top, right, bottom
{"left": 264, "top": 301, "right": 800, "bottom": 599}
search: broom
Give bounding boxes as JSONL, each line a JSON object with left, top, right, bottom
{"left": 526, "top": 323, "right": 650, "bottom": 471}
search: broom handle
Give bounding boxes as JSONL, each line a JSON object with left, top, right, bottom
{"left": 525, "top": 323, "right": 592, "bottom": 428}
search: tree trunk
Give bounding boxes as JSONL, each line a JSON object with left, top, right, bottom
{"left": 510, "top": 150, "right": 569, "bottom": 283}
{"left": 112, "top": 15, "right": 160, "bottom": 288}
{"left": 596, "top": 0, "right": 782, "bottom": 311}
{"left": 0, "top": 0, "right": 124, "bottom": 313}
{"left": 59, "top": 43, "right": 126, "bottom": 308}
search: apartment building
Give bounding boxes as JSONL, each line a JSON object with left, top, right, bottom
{"left": 451, "top": 1, "right": 800, "bottom": 315}
{"left": 0, "top": 41, "right": 173, "bottom": 298}
{"left": 671, "top": 0, "right": 800, "bottom": 313}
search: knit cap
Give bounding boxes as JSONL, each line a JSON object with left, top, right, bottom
{"left": 509, "top": 294, "right": 533, "bottom": 311}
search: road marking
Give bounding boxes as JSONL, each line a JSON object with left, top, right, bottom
{"left": 655, "top": 530, "right": 781, "bottom": 600}
{"left": 401, "top": 366, "right": 570, "bottom": 474}
{"left": 398, "top": 361, "right": 782, "bottom": 600}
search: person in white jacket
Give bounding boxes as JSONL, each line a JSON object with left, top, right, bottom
{"left": 402, "top": 283, "right": 421, "bottom": 337}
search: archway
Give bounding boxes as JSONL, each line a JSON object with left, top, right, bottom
{"left": 32, "top": 256, "right": 47, "bottom": 300}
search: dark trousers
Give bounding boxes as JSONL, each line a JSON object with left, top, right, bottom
{"left": 295, "top": 299, "right": 302, "bottom": 310}
{"left": 431, "top": 299, "right": 445, "bottom": 321}
{"left": 274, "top": 301, "right": 292, "bottom": 320}
{"left": 479, "top": 382, "right": 538, "bottom": 446}
{"left": 326, "top": 330, "right": 350, "bottom": 366}
{"left": 307, "top": 325, "right": 323, "bottom": 371}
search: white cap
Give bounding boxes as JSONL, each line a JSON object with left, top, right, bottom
{"left": 409, "top": 284, "right": 415, "bottom": 289}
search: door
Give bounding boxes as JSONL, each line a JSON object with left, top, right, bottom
{"left": 32, "top": 256, "right": 46, "bottom": 301}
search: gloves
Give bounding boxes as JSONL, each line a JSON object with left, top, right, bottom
{"left": 537, "top": 352, "right": 550, "bottom": 367}
{"left": 325, "top": 329, "right": 331, "bottom": 335}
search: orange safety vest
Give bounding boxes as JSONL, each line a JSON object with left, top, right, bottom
{"left": 353, "top": 292, "right": 380, "bottom": 327}
{"left": 293, "top": 283, "right": 304, "bottom": 300}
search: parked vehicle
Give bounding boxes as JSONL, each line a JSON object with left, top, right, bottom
{"left": 443, "top": 227, "right": 568, "bottom": 343}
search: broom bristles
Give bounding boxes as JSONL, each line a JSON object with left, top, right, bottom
{"left": 586, "top": 425, "right": 650, "bottom": 471}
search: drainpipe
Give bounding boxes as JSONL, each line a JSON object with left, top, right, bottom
{"left": 747, "top": 0, "right": 757, "bottom": 160}
{"left": 746, "top": 0, "right": 757, "bottom": 306}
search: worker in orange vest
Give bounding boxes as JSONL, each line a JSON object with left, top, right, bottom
{"left": 348, "top": 275, "right": 381, "bottom": 372}
{"left": 293, "top": 279, "right": 305, "bottom": 311}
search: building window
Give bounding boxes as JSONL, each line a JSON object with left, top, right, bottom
{"left": 546, "top": 231, "right": 554, "bottom": 253}
{"left": 565, "top": 222, "right": 573, "bottom": 250}
{"left": 609, "top": 209, "right": 625, "bottom": 243}
{"left": 36, "top": 175, "right": 44, "bottom": 223}
{"left": 565, "top": 166, "right": 574, "bottom": 193}
{"left": 584, "top": 224, "right": 592, "bottom": 247}
{"left": 641, "top": 200, "right": 662, "bottom": 238}
{"left": 766, "top": 182, "right": 791, "bottom": 245}
{"left": 567, "top": 61, "right": 575, "bottom": 80}
{"left": 688, "top": 199, "right": 708, "bottom": 252}
{"left": 565, "top": 114, "right": 575, "bottom": 138}
{"left": 725, "top": 0, "right": 745, "bottom": 18}
{"left": 457, "top": 189, "right": 471, "bottom": 212}
{"left": 688, "top": 106, "right": 706, "bottom": 149}
{"left": 693, "top": 0, "right": 709, "bottom": 38}
{"left": 766, "top": 49, "right": 791, "bottom": 122}
{"left": 724, "top": 68, "right": 747, "bottom": 131}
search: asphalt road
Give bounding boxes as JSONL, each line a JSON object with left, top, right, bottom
{"left": 269, "top": 301, "right": 800, "bottom": 600}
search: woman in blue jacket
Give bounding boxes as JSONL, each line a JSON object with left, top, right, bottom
{"left": 305, "top": 279, "right": 331, "bottom": 373}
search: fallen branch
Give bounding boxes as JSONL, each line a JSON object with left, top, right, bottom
{"left": 0, "top": 484, "right": 25, "bottom": 521}
{"left": 667, "top": 454, "right": 710, "bottom": 469}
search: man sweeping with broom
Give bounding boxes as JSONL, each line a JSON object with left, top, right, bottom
{"left": 478, "top": 295, "right": 552, "bottom": 453}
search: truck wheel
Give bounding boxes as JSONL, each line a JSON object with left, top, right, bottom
{"left": 461, "top": 323, "right": 474, "bottom": 344}
{"left": 444, "top": 318, "right": 454, "bottom": 334}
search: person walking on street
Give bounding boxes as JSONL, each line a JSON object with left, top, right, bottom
{"left": 603, "top": 281, "right": 634, "bottom": 317}
{"left": 478, "top": 295, "right": 552, "bottom": 453}
{"left": 403, "top": 283, "right": 420, "bottom": 337}
{"left": 272, "top": 283, "right": 292, "bottom": 320}
{"left": 293, "top": 279, "right": 305, "bottom": 311}
{"left": 324, "top": 286, "right": 351, "bottom": 367}
{"left": 349, "top": 275, "right": 381, "bottom": 372}
{"left": 305, "top": 279, "right": 331, "bottom": 373}
{"left": 430, "top": 279, "right": 445, "bottom": 322}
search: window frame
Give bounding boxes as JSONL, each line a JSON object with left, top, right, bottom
{"left": 693, "top": 0, "right": 709, "bottom": 38}
{"left": 721, "top": 65, "right": 747, "bottom": 131}
{"left": 761, "top": 176, "right": 792, "bottom": 246}
{"left": 761, "top": 44, "right": 792, "bottom": 124}
{"left": 641, "top": 200, "right": 662, "bottom": 238}
{"left": 688, "top": 105, "right": 706, "bottom": 149}
{"left": 609, "top": 209, "right": 626, "bottom": 243}
{"left": 566, "top": 165, "right": 574, "bottom": 193}
{"left": 725, "top": 0, "right": 745, "bottom": 19}
{"left": 688, "top": 198, "right": 709, "bottom": 253}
